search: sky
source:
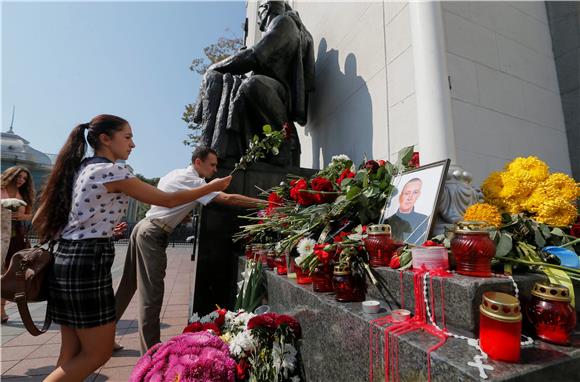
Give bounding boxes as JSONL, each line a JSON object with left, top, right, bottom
{"left": 1, "top": 0, "right": 246, "bottom": 178}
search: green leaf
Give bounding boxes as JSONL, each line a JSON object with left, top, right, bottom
{"left": 262, "top": 124, "right": 272, "bottom": 134}
{"left": 551, "top": 227, "right": 565, "bottom": 237}
{"left": 496, "top": 233, "right": 513, "bottom": 257}
{"left": 540, "top": 224, "right": 551, "bottom": 238}
{"left": 340, "top": 178, "right": 353, "bottom": 188}
{"left": 397, "top": 146, "right": 414, "bottom": 166}
{"left": 533, "top": 227, "right": 546, "bottom": 248}
{"left": 346, "top": 186, "right": 361, "bottom": 200}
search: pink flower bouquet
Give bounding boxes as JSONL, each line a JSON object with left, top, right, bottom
{"left": 129, "top": 332, "right": 236, "bottom": 382}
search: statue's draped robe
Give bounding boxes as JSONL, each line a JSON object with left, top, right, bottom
{"left": 194, "top": 10, "right": 314, "bottom": 164}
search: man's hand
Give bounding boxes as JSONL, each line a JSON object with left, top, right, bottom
{"left": 208, "top": 176, "right": 232, "bottom": 192}
{"left": 113, "top": 222, "right": 128, "bottom": 240}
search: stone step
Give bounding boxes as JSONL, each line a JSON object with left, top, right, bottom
{"left": 367, "top": 267, "right": 580, "bottom": 337}
{"left": 250, "top": 259, "right": 580, "bottom": 382}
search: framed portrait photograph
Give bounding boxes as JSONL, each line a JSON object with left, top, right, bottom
{"left": 382, "top": 159, "right": 450, "bottom": 245}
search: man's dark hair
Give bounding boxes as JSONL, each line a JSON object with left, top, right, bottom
{"left": 191, "top": 146, "right": 218, "bottom": 163}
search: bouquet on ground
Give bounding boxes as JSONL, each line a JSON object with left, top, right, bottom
{"left": 183, "top": 308, "right": 302, "bottom": 382}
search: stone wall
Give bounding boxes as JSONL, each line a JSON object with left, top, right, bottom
{"left": 245, "top": 1, "right": 572, "bottom": 186}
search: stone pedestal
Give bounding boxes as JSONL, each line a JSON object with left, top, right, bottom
{"left": 191, "top": 161, "right": 315, "bottom": 316}
{"left": 242, "top": 258, "right": 580, "bottom": 381}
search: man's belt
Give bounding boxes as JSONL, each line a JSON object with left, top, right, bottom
{"left": 149, "top": 218, "right": 173, "bottom": 234}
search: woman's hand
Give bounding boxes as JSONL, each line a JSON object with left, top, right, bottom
{"left": 208, "top": 176, "right": 232, "bottom": 192}
{"left": 113, "top": 222, "right": 128, "bottom": 240}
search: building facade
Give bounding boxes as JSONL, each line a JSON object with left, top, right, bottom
{"left": 246, "top": 1, "right": 578, "bottom": 186}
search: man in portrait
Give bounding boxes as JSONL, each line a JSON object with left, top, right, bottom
{"left": 387, "top": 178, "right": 429, "bottom": 244}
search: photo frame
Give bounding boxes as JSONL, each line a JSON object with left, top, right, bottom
{"left": 382, "top": 159, "right": 450, "bottom": 245}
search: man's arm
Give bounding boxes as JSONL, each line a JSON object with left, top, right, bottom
{"left": 212, "top": 193, "right": 266, "bottom": 208}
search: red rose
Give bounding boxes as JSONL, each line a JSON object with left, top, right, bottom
{"left": 266, "top": 192, "right": 284, "bottom": 216}
{"left": 247, "top": 313, "right": 278, "bottom": 331}
{"left": 361, "top": 225, "right": 367, "bottom": 234}
{"left": 311, "top": 176, "right": 336, "bottom": 204}
{"left": 314, "top": 249, "right": 331, "bottom": 264}
{"left": 282, "top": 122, "right": 294, "bottom": 140}
{"left": 409, "top": 152, "right": 420, "bottom": 168}
{"left": 274, "top": 315, "right": 302, "bottom": 338}
{"left": 337, "top": 169, "right": 355, "bottom": 186}
{"left": 571, "top": 222, "right": 580, "bottom": 238}
{"left": 214, "top": 308, "right": 227, "bottom": 327}
{"left": 389, "top": 256, "right": 400, "bottom": 269}
{"left": 236, "top": 359, "right": 250, "bottom": 380}
{"left": 364, "top": 160, "right": 380, "bottom": 173}
{"left": 183, "top": 321, "right": 203, "bottom": 333}
{"left": 202, "top": 322, "right": 221, "bottom": 335}
{"left": 378, "top": 160, "right": 386, "bottom": 166}
{"left": 290, "top": 179, "right": 315, "bottom": 206}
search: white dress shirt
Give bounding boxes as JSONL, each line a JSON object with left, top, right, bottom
{"left": 145, "top": 165, "right": 219, "bottom": 230}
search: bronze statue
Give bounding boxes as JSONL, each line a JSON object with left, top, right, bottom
{"left": 193, "top": 0, "right": 315, "bottom": 166}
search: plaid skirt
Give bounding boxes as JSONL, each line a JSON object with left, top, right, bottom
{"left": 48, "top": 238, "right": 116, "bottom": 328}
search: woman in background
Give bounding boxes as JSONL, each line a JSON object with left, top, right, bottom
{"left": 1, "top": 166, "right": 35, "bottom": 323}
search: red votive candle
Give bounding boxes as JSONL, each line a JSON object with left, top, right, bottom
{"left": 364, "top": 224, "right": 397, "bottom": 267}
{"left": 479, "top": 291, "right": 522, "bottom": 363}
{"left": 526, "top": 282, "right": 577, "bottom": 346}
{"left": 451, "top": 221, "right": 495, "bottom": 277}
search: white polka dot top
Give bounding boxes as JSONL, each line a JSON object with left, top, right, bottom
{"left": 60, "top": 157, "right": 135, "bottom": 240}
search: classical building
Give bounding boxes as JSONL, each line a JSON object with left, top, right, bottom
{"left": 246, "top": 1, "right": 578, "bottom": 186}
{"left": 0, "top": 125, "right": 55, "bottom": 191}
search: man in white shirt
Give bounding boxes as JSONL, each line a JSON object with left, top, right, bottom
{"left": 114, "top": 146, "right": 263, "bottom": 354}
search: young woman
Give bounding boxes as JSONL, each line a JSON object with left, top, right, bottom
{"left": 0, "top": 166, "right": 35, "bottom": 323}
{"left": 33, "top": 114, "right": 231, "bottom": 381}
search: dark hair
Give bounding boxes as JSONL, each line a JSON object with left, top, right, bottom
{"left": 34, "top": 114, "right": 129, "bottom": 242}
{"left": 1, "top": 166, "right": 35, "bottom": 206}
{"left": 191, "top": 146, "right": 217, "bottom": 163}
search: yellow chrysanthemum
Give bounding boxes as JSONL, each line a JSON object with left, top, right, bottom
{"left": 534, "top": 197, "right": 578, "bottom": 226}
{"left": 505, "top": 156, "right": 549, "bottom": 183}
{"left": 463, "top": 203, "right": 502, "bottom": 228}
{"left": 499, "top": 170, "right": 537, "bottom": 200}
{"left": 541, "top": 173, "right": 579, "bottom": 202}
{"left": 481, "top": 171, "right": 504, "bottom": 202}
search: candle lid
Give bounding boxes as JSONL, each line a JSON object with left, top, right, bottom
{"left": 333, "top": 264, "right": 351, "bottom": 275}
{"left": 368, "top": 224, "right": 391, "bottom": 235}
{"left": 480, "top": 291, "right": 521, "bottom": 322}
{"left": 531, "top": 281, "right": 571, "bottom": 302}
{"left": 454, "top": 221, "right": 492, "bottom": 234}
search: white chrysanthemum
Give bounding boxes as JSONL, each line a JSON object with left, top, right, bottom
{"left": 297, "top": 238, "right": 316, "bottom": 257}
{"left": 229, "top": 330, "right": 257, "bottom": 357}
{"left": 272, "top": 342, "right": 297, "bottom": 377}
{"left": 200, "top": 310, "right": 218, "bottom": 323}
{"left": 331, "top": 154, "right": 350, "bottom": 163}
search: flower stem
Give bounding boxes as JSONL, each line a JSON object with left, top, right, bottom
{"left": 559, "top": 237, "right": 580, "bottom": 249}
{"left": 496, "top": 257, "right": 580, "bottom": 275}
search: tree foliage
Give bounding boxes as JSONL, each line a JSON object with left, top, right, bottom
{"left": 183, "top": 29, "right": 243, "bottom": 147}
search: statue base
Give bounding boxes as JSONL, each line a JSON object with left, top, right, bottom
{"left": 190, "top": 160, "right": 315, "bottom": 316}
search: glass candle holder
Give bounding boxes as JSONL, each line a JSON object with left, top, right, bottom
{"left": 364, "top": 224, "right": 396, "bottom": 267}
{"left": 294, "top": 259, "right": 312, "bottom": 284}
{"left": 333, "top": 265, "right": 355, "bottom": 302}
{"left": 265, "top": 249, "right": 277, "bottom": 270}
{"left": 479, "top": 291, "right": 522, "bottom": 363}
{"left": 275, "top": 254, "right": 287, "bottom": 275}
{"left": 526, "top": 282, "right": 577, "bottom": 345}
{"left": 451, "top": 221, "right": 495, "bottom": 277}
{"left": 311, "top": 262, "right": 334, "bottom": 293}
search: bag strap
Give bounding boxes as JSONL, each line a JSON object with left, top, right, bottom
{"left": 14, "top": 240, "right": 55, "bottom": 336}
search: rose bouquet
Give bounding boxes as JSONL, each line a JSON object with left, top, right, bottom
{"left": 179, "top": 308, "right": 302, "bottom": 382}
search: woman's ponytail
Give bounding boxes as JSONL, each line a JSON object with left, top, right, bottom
{"left": 34, "top": 124, "right": 88, "bottom": 242}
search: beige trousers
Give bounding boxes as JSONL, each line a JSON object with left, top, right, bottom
{"left": 115, "top": 219, "right": 169, "bottom": 354}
